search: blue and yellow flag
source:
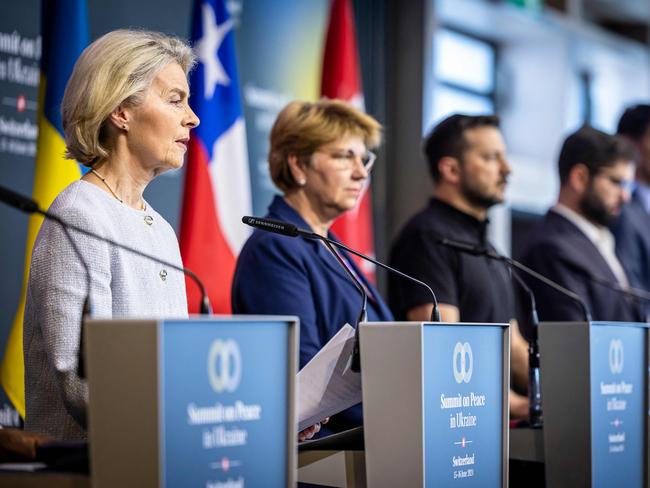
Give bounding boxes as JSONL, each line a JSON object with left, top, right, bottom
{"left": 0, "top": 0, "right": 88, "bottom": 417}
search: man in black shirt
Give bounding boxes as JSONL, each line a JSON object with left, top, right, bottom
{"left": 389, "top": 114, "right": 529, "bottom": 418}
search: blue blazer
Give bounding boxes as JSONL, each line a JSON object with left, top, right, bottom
{"left": 614, "top": 190, "right": 650, "bottom": 292}
{"left": 521, "top": 210, "right": 643, "bottom": 323}
{"left": 232, "top": 196, "right": 393, "bottom": 432}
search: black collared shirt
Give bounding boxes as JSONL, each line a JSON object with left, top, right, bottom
{"left": 388, "top": 198, "right": 515, "bottom": 323}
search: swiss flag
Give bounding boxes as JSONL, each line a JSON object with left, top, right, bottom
{"left": 321, "top": 0, "right": 376, "bottom": 281}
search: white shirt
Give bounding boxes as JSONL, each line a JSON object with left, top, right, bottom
{"left": 552, "top": 203, "right": 629, "bottom": 287}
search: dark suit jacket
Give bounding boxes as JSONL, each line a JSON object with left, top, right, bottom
{"left": 521, "top": 210, "right": 642, "bottom": 323}
{"left": 232, "top": 196, "right": 393, "bottom": 433}
{"left": 614, "top": 190, "right": 650, "bottom": 292}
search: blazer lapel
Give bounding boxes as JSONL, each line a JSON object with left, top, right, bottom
{"left": 314, "top": 237, "right": 363, "bottom": 287}
{"left": 266, "top": 195, "right": 393, "bottom": 320}
{"left": 551, "top": 212, "right": 621, "bottom": 284}
{"left": 268, "top": 196, "right": 361, "bottom": 287}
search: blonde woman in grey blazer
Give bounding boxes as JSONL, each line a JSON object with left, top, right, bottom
{"left": 23, "top": 30, "right": 200, "bottom": 440}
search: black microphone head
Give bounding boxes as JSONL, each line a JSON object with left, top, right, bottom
{"left": 0, "top": 185, "right": 39, "bottom": 214}
{"left": 242, "top": 216, "right": 299, "bottom": 237}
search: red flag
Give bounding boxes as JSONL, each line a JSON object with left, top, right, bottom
{"left": 321, "top": 0, "right": 376, "bottom": 281}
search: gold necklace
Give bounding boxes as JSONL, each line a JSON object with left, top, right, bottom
{"left": 90, "top": 168, "right": 146, "bottom": 211}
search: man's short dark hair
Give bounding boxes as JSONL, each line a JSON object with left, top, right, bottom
{"left": 558, "top": 126, "right": 636, "bottom": 185}
{"left": 423, "top": 114, "right": 500, "bottom": 182}
{"left": 617, "top": 104, "right": 650, "bottom": 141}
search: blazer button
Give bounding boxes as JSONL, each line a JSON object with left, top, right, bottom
{"left": 144, "top": 215, "right": 154, "bottom": 226}
{"left": 159, "top": 269, "right": 167, "bottom": 281}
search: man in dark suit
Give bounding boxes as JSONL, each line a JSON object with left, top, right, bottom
{"left": 614, "top": 105, "right": 650, "bottom": 297}
{"left": 521, "top": 126, "right": 642, "bottom": 322}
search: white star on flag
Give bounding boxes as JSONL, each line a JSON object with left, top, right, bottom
{"left": 195, "top": 2, "right": 233, "bottom": 99}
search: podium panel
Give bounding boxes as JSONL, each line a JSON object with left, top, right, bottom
{"left": 85, "top": 315, "right": 298, "bottom": 488}
{"left": 360, "top": 322, "right": 510, "bottom": 488}
{"left": 539, "top": 321, "right": 647, "bottom": 488}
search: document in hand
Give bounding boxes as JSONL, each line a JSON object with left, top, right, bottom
{"left": 297, "top": 324, "right": 361, "bottom": 431}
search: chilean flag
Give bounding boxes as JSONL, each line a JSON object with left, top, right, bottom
{"left": 180, "top": 0, "right": 252, "bottom": 313}
{"left": 322, "top": 0, "right": 376, "bottom": 282}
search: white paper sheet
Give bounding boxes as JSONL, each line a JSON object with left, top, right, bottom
{"left": 297, "top": 323, "right": 362, "bottom": 431}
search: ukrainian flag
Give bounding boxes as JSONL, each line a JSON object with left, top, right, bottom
{"left": 0, "top": 0, "right": 88, "bottom": 417}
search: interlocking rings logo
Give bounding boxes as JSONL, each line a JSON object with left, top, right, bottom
{"left": 208, "top": 339, "right": 242, "bottom": 393}
{"left": 453, "top": 342, "right": 473, "bottom": 384}
{"left": 609, "top": 339, "right": 624, "bottom": 375}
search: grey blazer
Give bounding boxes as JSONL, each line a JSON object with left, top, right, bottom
{"left": 23, "top": 180, "right": 188, "bottom": 440}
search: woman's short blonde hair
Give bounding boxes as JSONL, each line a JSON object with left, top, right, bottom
{"left": 269, "top": 99, "right": 382, "bottom": 192}
{"left": 61, "top": 29, "right": 196, "bottom": 165}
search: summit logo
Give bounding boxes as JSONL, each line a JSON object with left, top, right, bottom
{"left": 609, "top": 339, "right": 624, "bottom": 375}
{"left": 453, "top": 342, "right": 473, "bottom": 384}
{"left": 208, "top": 339, "right": 242, "bottom": 393}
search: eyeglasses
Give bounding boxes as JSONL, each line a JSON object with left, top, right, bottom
{"left": 596, "top": 172, "right": 635, "bottom": 193}
{"left": 319, "top": 149, "right": 377, "bottom": 172}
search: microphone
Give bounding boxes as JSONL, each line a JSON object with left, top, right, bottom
{"left": 241, "top": 217, "right": 368, "bottom": 340}
{"left": 1, "top": 186, "right": 94, "bottom": 382}
{"left": 437, "top": 237, "right": 593, "bottom": 322}
{"left": 241, "top": 216, "right": 300, "bottom": 237}
{"left": 243, "top": 215, "right": 442, "bottom": 372}
{"left": 1, "top": 185, "right": 213, "bottom": 381}
{"left": 551, "top": 259, "right": 650, "bottom": 323}
{"left": 242, "top": 216, "right": 441, "bottom": 320}
{"left": 435, "top": 236, "right": 593, "bottom": 428}
{"left": 557, "top": 258, "right": 650, "bottom": 304}
{"left": 0, "top": 185, "right": 213, "bottom": 315}
{"left": 0, "top": 185, "right": 39, "bottom": 213}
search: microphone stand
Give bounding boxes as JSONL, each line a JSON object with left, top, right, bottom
{"left": 321, "top": 239, "right": 368, "bottom": 373}
{"left": 241, "top": 216, "right": 441, "bottom": 322}
{"left": 298, "top": 230, "right": 442, "bottom": 322}
{"left": 438, "top": 237, "right": 592, "bottom": 322}
{"left": 44, "top": 209, "right": 212, "bottom": 315}
{"left": 503, "top": 256, "right": 592, "bottom": 322}
{"left": 0, "top": 185, "right": 213, "bottom": 315}
{"left": 0, "top": 185, "right": 213, "bottom": 380}
{"left": 557, "top": 257, "right": 650, "bottom": 315}
{"left": 242, "top": 216, "right": 443, "bottom": 374}
{"left": 436, "top": 237, "right": 595, "bottom": 428}
{"left": 508, "top": 269, "right": 543, "bottom": 427}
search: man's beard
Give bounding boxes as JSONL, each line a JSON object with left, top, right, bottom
{"left": 460, "top": 178, "right": 504, "bottom": 210}
{"left": 580, "top": 186, "right": 615, "bottom": 226}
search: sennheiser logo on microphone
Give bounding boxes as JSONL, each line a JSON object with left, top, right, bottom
{"left": 453, "top": 342, "right": 473, "bottom": 384}
{"left": 246, "top": 217, "right": 283, "bottom": 230}
{"left": 258, "top": 220, "right": 283, "bottom": 230}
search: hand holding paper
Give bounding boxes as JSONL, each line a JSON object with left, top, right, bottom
{"left": 297, "top": 324, "right": 362, "bottom": 431}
